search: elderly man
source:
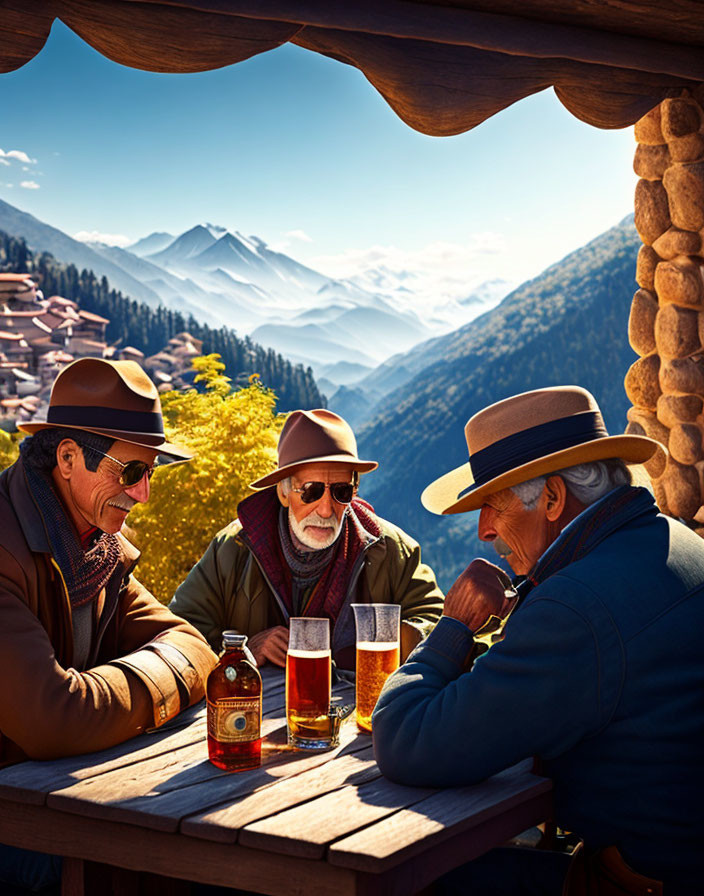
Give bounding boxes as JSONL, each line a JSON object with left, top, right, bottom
{"left": 0, "top": 358, "right": 216, "bottom": 891}
{"left": 373, "top": 386, "right": 704, "bottom": 896}
{"left": 170, "top": 408, "right": 443, "bottom": 668}
{"left": 0, "top": 358, "right": 216, "bottom": 762}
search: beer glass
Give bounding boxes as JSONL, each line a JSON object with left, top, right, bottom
{"left": 286, "top": 617, "right": 333, "bottom": 749}
{"left": 352, "top": 604, "right": 401, "bottom": 732}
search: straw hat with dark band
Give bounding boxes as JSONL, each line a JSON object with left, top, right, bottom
{"left": 421, "top": 386, "right": 662, "bottom": 515}
{"left": 250, "top": 409, "right": 377, "bottom": 489}
{"left": 18, "top": 357, "right": 192, "bottom": 461}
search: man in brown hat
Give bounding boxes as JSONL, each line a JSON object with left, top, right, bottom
{"left": 170, "top": 408, "right": 443, "bottom": 669}
{"left": 0, "top": 358, "right": 216, "bottom": 768}
{"left": 373, "top": 386, "right": 704, "bottom": 895}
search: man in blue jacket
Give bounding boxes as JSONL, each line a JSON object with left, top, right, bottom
{"left": 373, "top": 385, "right": 704, "bottom": 896}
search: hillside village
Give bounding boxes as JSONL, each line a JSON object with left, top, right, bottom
{"left": 0, "top": 272, "right": 204, "bottom": 431}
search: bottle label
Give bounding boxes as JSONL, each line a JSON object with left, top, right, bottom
{"left": 208, "top": 698, "right": 261, "bottom": 743}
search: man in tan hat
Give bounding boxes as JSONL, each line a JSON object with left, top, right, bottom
{"left": 0, "top": 358, "right": 216, "bottom": 768}
{"left": 373, "top": 386, "right": 704, "bottom": 895}
{"left": 170, "top": 408, "right": 443, "bottom": 669}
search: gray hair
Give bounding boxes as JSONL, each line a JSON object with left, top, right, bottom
{"left": 511, "top": 459, "right": 632, "bottom": 511}
{"left": 279, "top": 476, "right": 292, "bottom": 496}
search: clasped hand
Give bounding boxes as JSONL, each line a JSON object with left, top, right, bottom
{"left": 443, "top": 558, "right": 517, "bottom": 634}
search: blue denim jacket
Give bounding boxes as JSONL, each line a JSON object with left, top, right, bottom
{"left": 373, "top": 488, "right": 704, "bottom": 891}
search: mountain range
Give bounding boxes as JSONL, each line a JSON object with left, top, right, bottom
{"left": 0, "top": 195, "right": 641, "bottom": 588}
{"left": 354, "top": 215, "right": 641, "bottom": 590}
{"left": 0, "top": 199, "right": 508, "bottom": 387}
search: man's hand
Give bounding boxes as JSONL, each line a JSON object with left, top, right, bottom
{"left": 248, "top": 626, "right": 289, "bottom": 667}
{"left": 443, "top": 558, "right": 517, "bottom": 634}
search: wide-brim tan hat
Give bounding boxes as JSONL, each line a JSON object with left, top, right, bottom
{"left": 251, "top": 408, "right": 377, "bottom": 489}
{"left": 422, "top": 385, "right": 662, "bottom": 515}
{"left": 18, "top": 357, "right": 192, "bottom": 462}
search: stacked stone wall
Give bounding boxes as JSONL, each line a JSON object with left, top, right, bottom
{"left": 627, "top": 89, "right": 704, "bottom": 529}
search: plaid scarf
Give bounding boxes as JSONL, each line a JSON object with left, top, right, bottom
{"left": 516, "top": 485, "right": 654, "bottom": 606}
{"left": 21, "top": 449, "right": 122, "bottom": 609}
{"left": 237, "top": 488, "right": 381, "bottom": 624}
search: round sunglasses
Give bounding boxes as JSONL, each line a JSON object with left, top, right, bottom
{"left": 290, "top": 480, "right": 357, "bottom": 505}
{"left": 88, "top": 447, "right": 156, "bottom": 488}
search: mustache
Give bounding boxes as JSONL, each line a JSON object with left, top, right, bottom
{"left": 494, "top": 537, "right": 512, "bottom": 559}
{"left": 301, "top": 512, "right": 337, "bottom": 529}
{"left": 107, "top": 497, "right": 137, "bottom": 513}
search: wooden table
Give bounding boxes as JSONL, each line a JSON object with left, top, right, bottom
{"left": 0, "top": 668, "right": 552, "bottom": 895}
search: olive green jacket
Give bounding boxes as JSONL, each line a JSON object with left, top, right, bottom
{"left": 170, "top": 500, "right": 444, "bottom": 664}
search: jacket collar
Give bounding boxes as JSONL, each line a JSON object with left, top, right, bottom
{"left": 7, "top": 457, "right": 52, "bottom": 554}
{"left": 517, "top": 485, "right": 656, "bottom": 604}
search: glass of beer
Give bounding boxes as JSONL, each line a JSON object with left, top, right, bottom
{"left": 352, "top": 604, "right": 401, "bottom": 733}
{"left": 286, "top": 617, "right": 333, "bottom": 749}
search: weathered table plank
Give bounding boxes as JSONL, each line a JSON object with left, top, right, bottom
{"left": 46, "top": 717, "right": 288, "bottom": 829}
{"left": 328, "top": 759, "right": 553, "bottom": 872}
{"left": 239, "top": 775, "right": 436, "bottom": 859}
{"left": 0, "top": 703, "right": 207, "bottom": 806}
{"left": 123, "top": 724, "right": 370, "bottom": 836}
{"left": 182, "top": 743, "right": 378, "bottom": 843}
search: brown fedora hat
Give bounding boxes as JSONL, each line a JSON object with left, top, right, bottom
{"left": 422, "top": 385, "right": 662, "bottom": 515}
{"left": 250, "top": 409, "right": 377, "bottom": 489}
{"left": 18, "top": 358, "right": 192, "bottom": 461}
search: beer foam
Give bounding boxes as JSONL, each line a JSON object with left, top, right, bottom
{"left": 287, "top": 649, "right": 331, "bottom": 659}
{"left": 356, "top": 641, "right": 398, "bottom": 651}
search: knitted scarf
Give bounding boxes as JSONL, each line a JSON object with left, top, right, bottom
{"left": 277, "top": 507, "right": 337, "bottom": 615}
{"left": 516, "top": 485, "right": 653, "bottom": 606}
{"left": 21, "top": 449, "right": 121, "bottom": 609}
{"left": 237, "top": 488, "right": 382, "bottom": 624}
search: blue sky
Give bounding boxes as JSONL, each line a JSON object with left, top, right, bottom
{"left": 0, "top": 19, "right": 637, "bottom": 292}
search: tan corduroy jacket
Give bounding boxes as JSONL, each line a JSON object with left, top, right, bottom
{"left": 0, "top": 457, "right": 217, "bottom": 766}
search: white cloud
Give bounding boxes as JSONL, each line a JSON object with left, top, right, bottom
{"left": 0, "top": 159, "right": 9, "bottom": 167}
{"left": 20, "top": 180, "right": 40, "bottom": 190}
{"left": 285, "top": 229, "right": 313, "bottom": 243}
{"left": 73, "top": 230, "right": 132, "bottom": 248}
{"left": 312, "top": 234, "right": 503, "bottom": 290}
{"left": 307, "top": 233, "right": 514, "bottom": 327}
{"left": 269, "top": 228, "right": 314, "bottom": 254}
{"left": 0, "top": 149, "right": 36, "bottom": 165}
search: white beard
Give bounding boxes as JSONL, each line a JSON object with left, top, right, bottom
{"left": 288, "top": 507, "right": 344, "bottom": 550}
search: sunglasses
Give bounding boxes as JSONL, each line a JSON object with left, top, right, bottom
{"left": 290, "top": 480, "right": 357, "bottom": 505}
{"left": 88, "top": 447, "right": 156, "bottom": 488}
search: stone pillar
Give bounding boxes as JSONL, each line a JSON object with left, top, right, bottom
{"left": 626, "top": 89, "right": 704, "bottom": 529}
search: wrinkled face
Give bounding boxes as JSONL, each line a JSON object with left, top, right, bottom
{"left": 278, "top": 462, "right": 356, "bottom": 550}
{"left": 54, "top": 438, "right": 158, "bottom": 535}
{"left": 477, "top": 486, "right": 552, "bottom": 575}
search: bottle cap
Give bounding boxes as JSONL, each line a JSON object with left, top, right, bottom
{"left": 222, "top": 630, "right": 247, "bottom": 649}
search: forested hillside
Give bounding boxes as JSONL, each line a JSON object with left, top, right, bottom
{"left": 358, "top": 216, "right": 641, "bottom": 589}
{"left": 0, "top": 231, "right": 323, "bottom": 411}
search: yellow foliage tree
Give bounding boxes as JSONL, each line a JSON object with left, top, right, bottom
{"left": 0, "top": 430, "right": 20, "bottom": 471}
{"left": 127, "top": 354, "right": 283, "bottom": 602}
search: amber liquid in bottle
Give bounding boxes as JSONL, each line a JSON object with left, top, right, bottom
{"left": 207, "top": 631, "right": 262, "bottom": 772}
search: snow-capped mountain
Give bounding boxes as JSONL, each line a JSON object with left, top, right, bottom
{"left": 0, "top": 198, "right": 507, "bottom": 385}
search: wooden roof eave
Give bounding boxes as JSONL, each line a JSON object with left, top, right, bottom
{"left": 0, "top": 0, "right": 702, "bottom": 133}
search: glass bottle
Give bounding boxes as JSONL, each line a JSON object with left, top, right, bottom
{"left": 207, "top": 631, "right": 262, "bottom": 772}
